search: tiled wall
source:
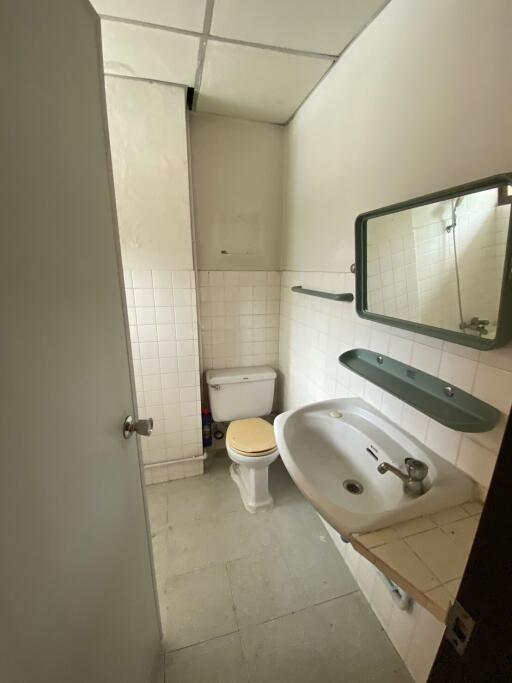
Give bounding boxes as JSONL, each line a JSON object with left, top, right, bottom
{"left": 323, "top": 519, "right": 446, "bottom": 683}
{"left": 278, "top": 269, "right": 512, "bottom": 681}
{"left": 198, "top": 271, "right": 281, "bottom": 372}
{"left": 124, "top": 268, "right": 203, "bottom": 482}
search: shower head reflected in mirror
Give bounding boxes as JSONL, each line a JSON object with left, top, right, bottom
{"left": 445, "top": 196, "right": 463, "bottom": 233}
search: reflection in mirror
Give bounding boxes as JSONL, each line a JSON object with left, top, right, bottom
{"left": 366, "top": 187, "right": 511, "bottom": 341}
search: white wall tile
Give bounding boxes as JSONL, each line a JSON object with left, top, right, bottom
{"left": 457, "top": 436, "right": 496, "bottom": 489}
{"left": 124, "top": 269, "right": 202, "bottom": 472}
{"left": 438, "top": 352, "right": 477, "bottom": 393}
{"left": 134, "top": 289, "right": 154, "bottom": 307}
{"left": 401, "top": 405, "right": 429, "bottom": 442}
{"left": 411, "top": 343, "right": 441, "bottom": 376}
{"left": 425, "top": 420, "right": 461, "bottom": 465}
{"left": 132, "top": 269, "right": 153, "bottom": 288}
{"left": 138, "top": 324, "right": 158, "bottom": 342}
{"left": 155, "top": 307, "right": 175, "bottom": 324}
{"left": 404, "top": 607, "right": 444, "bottom": 683}
{"left": 136, "top": 307, "right": 156, "bottom": 325}
{"left": 198, "top": 271, "right": 281, "bottom": 373}
{"left": 154, "top": 289, "right": 174, "bottom": 306}
{"left": 172, "top": 271, "right": 191, "bottom": 289}
{"left": 472, "top": 363, "right": 512, "bottom": 413}
{"left": 152, "top": 269, "right": 173, "bottom": 289}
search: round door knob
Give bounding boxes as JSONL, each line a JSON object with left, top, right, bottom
{"left": 123, "top": 415, "right": 154, "bottom": 439}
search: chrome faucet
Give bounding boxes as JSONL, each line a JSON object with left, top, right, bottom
{"left": 460, "top": 317, "right": 489, "bottom": 337}
{"left": 377, "top": 457, "right": 428, "bottom": 496}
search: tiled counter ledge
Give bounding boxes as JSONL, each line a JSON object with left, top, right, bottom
{"left": 349, "top": 501, "right": 483, "bottom": 623}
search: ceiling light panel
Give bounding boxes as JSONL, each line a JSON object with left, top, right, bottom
{"left": 197, "top": 40, "right": 332, "bottom": 124}
{"left": 210, "top": 0, "right": 388, "bottom": 55}
{"left": 101, "top": 20, "right": 200, "bottom": 85}
{"left": 91, "top": 0, "right": 207, "bottom": 32}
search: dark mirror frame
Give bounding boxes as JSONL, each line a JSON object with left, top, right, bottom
{"left": 355, "top": 173, "right": 512, "bottom": 350}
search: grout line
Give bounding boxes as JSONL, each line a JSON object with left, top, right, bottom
{"left": 192, "top": 0, "right": 215, "bottom": 110}
{"left": 224, "top": 560, "right": 241, "bottom": 632}
{"left": 163, "top": 588, "right": 363, "bottom": 657}
{"left": 164, "top": 628, "right": 240, "bottom": 655}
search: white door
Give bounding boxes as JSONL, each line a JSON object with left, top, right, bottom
{"left": 0, "top": 2, "right": 161, "bottom": 682}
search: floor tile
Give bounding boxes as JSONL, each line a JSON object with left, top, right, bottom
{"left": 146, "top": 488, "right": 168, "bottom": 534}
{"left": 164, "top": 508, "right": 275, "bottom": 577}
{"left": 273, "top": 498, "right": 358, "bottom": 604}
{"left": 154, "top": 454, "right": 410, "bottom": 680}
{"left": 227, "top": 547, "right": 309, "bottom": 628}
{"left": 163, "top": 563, "right": 237, "bottom": 651}
{"left": 151, "top": 526, "right": 170, "bottom": 598}
{"left": 240, "top": 593, "right": 410, "bottom": 683}
{"left": 165, "top": 458, "right": 244, "bottom": 525}
{"left": 165, "top": 633, "right": 249, "bottom": 683}
{"left": 269, "top": 458, "right": 305, "bottom": 503}
{"left": 151, "top": 653, "right": 165, "bottom": 683}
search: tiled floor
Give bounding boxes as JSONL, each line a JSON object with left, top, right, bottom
{"left": 147, "top": 453, "right": 412, "bottom": 682}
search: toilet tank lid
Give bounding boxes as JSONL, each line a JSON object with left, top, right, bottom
{"left": 206, "top": 366, "right": 276, "bottom": 386}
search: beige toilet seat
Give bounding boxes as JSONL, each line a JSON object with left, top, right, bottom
{"left": 226, "top": 418, "right": 277, "bottom": 457}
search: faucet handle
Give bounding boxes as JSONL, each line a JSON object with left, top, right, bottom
{"left": 405, "top": 457, "right": 428, "bottom": 482}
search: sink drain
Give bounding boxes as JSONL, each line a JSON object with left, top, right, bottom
{"left": 343, "top": 479, "right": 364, "bottom": 495}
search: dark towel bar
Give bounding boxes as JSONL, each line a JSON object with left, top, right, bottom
{"left": 291, "top": 286, "right": 354, "bottom": 302}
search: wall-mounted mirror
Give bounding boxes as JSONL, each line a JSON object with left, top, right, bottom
{"left": 355, "top": 174, "right": 512, "bottom": 349}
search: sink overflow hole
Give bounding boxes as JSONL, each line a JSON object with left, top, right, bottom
{"left": 366, "top": 447, "right": 378, "bottom": 460}
{"left": 343, "top": 479, "right": 364, "bottom": 495}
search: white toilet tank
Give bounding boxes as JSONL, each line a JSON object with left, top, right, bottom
{"left": 206, "top": 366, "right": 277, "bottom": 422}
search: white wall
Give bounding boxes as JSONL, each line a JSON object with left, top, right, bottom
{"left": 282, "top": 0, "right": 512, "bottom": 273}
{"left": 279, "top": 1, "right": 512, "bottom": 681}
{"left": 106, "top": 76, "right": 203, "bottom": 482}
{"left": 190, "top": 113, "right": 284, "bottom": 270}
{"left": 105, "top": 76, "right": 194, "bottom": 271}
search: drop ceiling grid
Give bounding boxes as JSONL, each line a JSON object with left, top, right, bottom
{"left": 96, "top": 0, "right": 390, "bottom": 123}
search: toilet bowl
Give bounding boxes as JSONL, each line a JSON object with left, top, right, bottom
{"left": 206, "top": 366, "right": 279, "bottom": 513}
{"left": 226, "top": 417, "right": 279, "bottom": 513}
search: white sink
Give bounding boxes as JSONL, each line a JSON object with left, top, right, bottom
{"left": 274, "top": 398, "right": 474, "bottom": 536}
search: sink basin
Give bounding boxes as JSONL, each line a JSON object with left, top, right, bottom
{"left": 274, "top": 398, "right": 474, "bottom": 536}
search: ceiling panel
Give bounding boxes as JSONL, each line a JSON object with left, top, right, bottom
{"left": 101, "top": 20, "right": 199, "bottom": 85}
{"left": 91, "top": 0, "right": 207, "bottom": 32}
{"left": 210, "top": 0, "right": 388, "bottom": 55}
{"left": 197, "top": 40, "right": 332, "bottom": 124}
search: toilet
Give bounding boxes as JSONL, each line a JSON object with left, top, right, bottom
{"left": 206, "top": 366, "right": 279, "bottom": 513}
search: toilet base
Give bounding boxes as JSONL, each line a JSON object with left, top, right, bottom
{"left": 230, "top": 463, "right": 274, "bottom": 514}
